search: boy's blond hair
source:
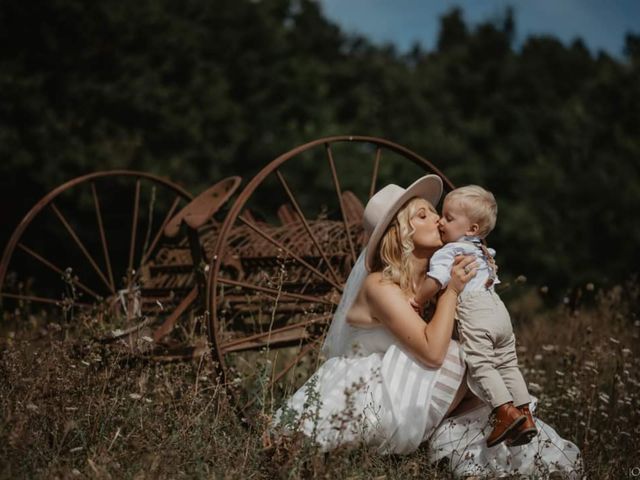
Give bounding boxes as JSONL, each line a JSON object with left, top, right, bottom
{"left": 445, "top": 185, "right": 497, "bottom": 238}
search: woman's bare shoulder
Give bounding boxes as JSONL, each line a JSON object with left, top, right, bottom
{"left": 363, "top": 272, "right": 403, "bottom": 298}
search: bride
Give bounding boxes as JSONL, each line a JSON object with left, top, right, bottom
{"left": 273, "top": 174, "right": 581, "bottom": 478}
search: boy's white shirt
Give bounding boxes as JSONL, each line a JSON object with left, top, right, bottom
{"left": 427, "top": 236, "right": 500, "bottom": 293}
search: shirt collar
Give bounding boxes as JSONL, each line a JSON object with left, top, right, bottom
{"left": 460, "top": 235, "right": 482, "bottom": 244}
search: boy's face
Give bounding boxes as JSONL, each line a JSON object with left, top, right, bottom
{"left": 438, "top": 198, "right": 477, "bottom": 243}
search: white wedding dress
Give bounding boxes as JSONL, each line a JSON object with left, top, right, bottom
{"left": 273, "top": 252, "right": 582, "bottom": 478}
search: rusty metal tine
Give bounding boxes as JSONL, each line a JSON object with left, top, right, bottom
{"left": 128, "top": 178, "right": 141, "bottom": 282}
{"left": 241, "top": 339, "right": 320, "bottom": 413}
{"left": 17, "top": 243, "right": 101, "bottom": 300}
{"left": 50, "top": 202, "right": 115, "bottom": 294}
{"left": 369, "top": 147, "right": 382, "bottom": 199}
{"left": 238, "top": 215, "right": 343, "bottom": 293}
{"left": 271, "top": 337, "right": 321, "bottom": 385}
{"left": 152, "top": 286, "right": 198, "bottom": 342}
{"left": 326, "top": 143, "right": 357, "bottom": 265}
{"left": 217, "top": 277, "right": 337, "bottom": 305}
{"left": 91, "top": 182, "right": 115, "bottom": 292}
{"left": 220, "top": 313, "right": 331, "bottom": 352}
{"left": 0, "top": 292, "right": 90, "bottom": 307}
{"left": 141, "top": 195, "right": 181, "bottom": 265}
{"left": 275, "top": 170, "right": 341, "bottom": 285}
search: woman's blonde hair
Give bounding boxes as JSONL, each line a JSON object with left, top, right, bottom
{"left": 373, "top": 197, "right": 432, "bottom": 295}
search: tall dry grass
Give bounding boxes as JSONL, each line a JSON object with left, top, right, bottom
{"left": 1, "top": 280, "right": 638, "bottom": 479}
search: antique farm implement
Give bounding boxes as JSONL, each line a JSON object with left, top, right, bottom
{"left": 0, "top": 136, "right": 454, "bottom": 413}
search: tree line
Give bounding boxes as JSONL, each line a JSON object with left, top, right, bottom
{"left": 1, "top": 0, "right": 638, "bottom": 295}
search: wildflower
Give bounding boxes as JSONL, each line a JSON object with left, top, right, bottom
{"left": 129, "top": 393, "right": 142, "bottom": 400}
{"left": 534, "top": 354, "right": 543, "bottom": 362}
{"left": 515, "top": 275, "right": 527, "bottom": 284}
{"left": 528, "top": 382, "right": 543, "bottom": 394}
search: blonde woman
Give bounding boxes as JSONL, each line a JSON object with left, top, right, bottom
{"left": 274, "top": 175, "right": 581, "bottom": 478}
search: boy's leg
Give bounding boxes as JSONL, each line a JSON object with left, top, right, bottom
{"left": 456, "top": 297, "right": 512, "bottom": 409}
{"left": 457, "top": 294, "right": 527, "bottom": 447}
{"left": 491, "top": 296, "right": 530, "bottom": 407}
{"left": 495, "top": 333, "right": 530, "bottom": 407}
{"left": 491, "top": 294, "right": 537, "bottom": 446}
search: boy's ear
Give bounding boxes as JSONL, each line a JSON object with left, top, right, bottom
{"left": 467, "top": 223, "right": 480, "bottom": 236}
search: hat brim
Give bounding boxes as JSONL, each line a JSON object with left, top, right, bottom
{"left": 364, "top": 174, "right": 443, "bottom": 272}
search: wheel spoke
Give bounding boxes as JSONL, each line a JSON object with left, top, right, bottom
{"left": 17, "top": 243, "right": 102, "bottom": 300}
{"left": 128, "top": 178, "right": 141, "bottom": 283}
{"left": 220, "top": 314, "right": 331, "bottom": 353}
{"left": 139, "top": 185, "right": 156, "bottom": 269}
{"left": 50, "top": 202, "right": 115, "bottom": 294}
{"left": 91, "top": 182, "right": 115, "bottom": 292}
{"left": 217, "top": 277, "right": 337, "bottom": 305}
{"left": 238, "top": 215, "right": 343, "bottom": 293}
{"left": 275, "top": 170, "right": 341, "bottom": 285}
{"left": 141, "top": 195, "right": 182, "bottom": 265}
{"left": 0, "top": 292, "right": 90, "bottom": 307}
{"left": 369, "top": 147, "right": 382, "bottom": 199}
{"left": 325, "top": 144, "right": 357, "bottom": 266}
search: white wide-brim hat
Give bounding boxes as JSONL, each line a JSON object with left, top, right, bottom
{"left": 364, "top": 174, "right": 443, "bottom": 272}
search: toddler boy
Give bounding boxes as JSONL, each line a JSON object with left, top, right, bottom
{"left": 413, "top": 185, "right": 537, "bottom": 448}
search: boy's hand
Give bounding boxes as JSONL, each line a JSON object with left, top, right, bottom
{"left": 409, "top": 296, "right": 423, "bottom": 315}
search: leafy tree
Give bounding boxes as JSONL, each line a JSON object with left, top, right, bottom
{"left": 0, "top": 1, "right": 638, "bottom": 296}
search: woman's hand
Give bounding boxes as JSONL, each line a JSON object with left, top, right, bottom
{"left": 409, "top": 296, "right": 423, "bottom": 315}
{"left": 448, "top": 255, "right": 478, "bottom": 295}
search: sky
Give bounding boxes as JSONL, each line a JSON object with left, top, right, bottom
{"left": 317, "top": 0, "right": 640, "bottom": 57}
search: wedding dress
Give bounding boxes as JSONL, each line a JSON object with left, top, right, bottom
{"left": 273, "top": 251, "right": 582, "bottom": 478}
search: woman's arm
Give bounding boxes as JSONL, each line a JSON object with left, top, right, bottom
{"left": 413, "top": 276, "right": 441, "bottom": 307}
{"left": 367, "top": 255, "right": 476, "bottom": 368}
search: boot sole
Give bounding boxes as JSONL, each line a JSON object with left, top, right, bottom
{"left": 507, "top": 427, "right": 538, "bottom": 447}
{"left": 486, "top": 415, "right": 526, "bottom": 448}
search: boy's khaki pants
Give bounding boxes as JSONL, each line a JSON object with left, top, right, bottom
{"left": 456, "top": 290, "right": 530, "bottom": 409}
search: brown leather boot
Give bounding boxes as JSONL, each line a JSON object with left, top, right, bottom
{"left": 507, "top": 404, "right": 538, "bottom": 447}
{"left": 486, "top": 402, "right": 526, "bottom": 447}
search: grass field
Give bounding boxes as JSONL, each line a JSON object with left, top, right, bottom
{"left": 1, "top": 282, "right": 638, "bottom": 479}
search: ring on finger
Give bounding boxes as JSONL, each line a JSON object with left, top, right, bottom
{"left": 464, "top": 266, "right": 470, "bottom": 274}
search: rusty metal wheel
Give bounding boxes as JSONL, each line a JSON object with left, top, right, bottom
{"left": 0, "top": 171, "right": 193, "bottom": 332}
{"left": 206, "top": 135, "right": 454, "bottom": 418}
